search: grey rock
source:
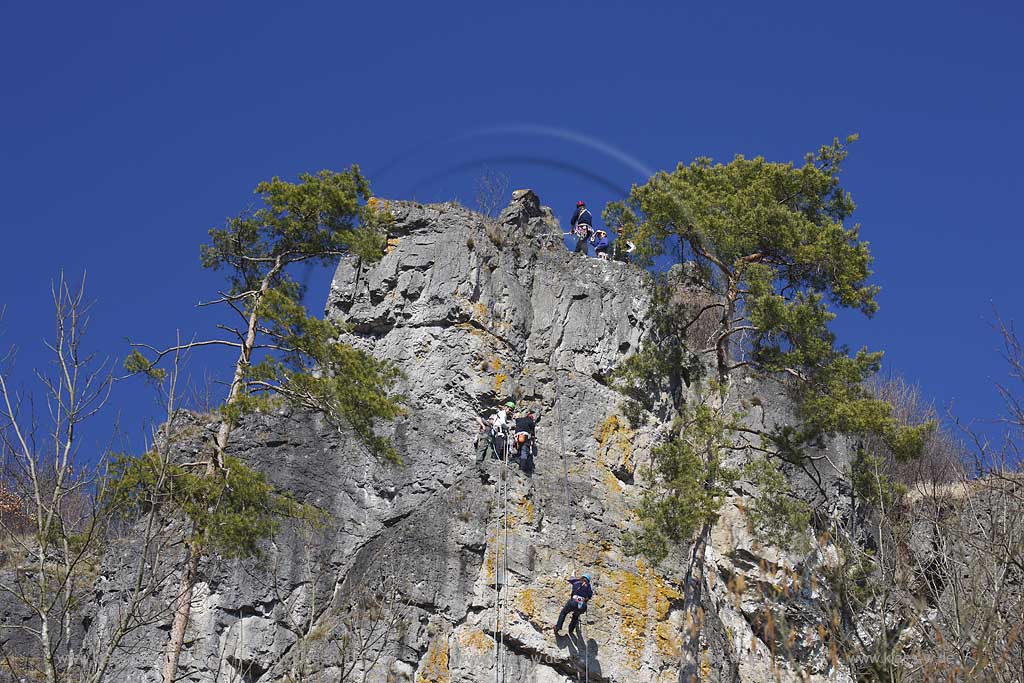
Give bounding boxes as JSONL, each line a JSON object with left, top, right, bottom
{"left": 17, "top": 193, "right": 890, "bottom": 682}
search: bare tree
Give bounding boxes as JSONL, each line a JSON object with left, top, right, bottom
{"left": 819, "top": 324, "right": 1024, "bottom": 682}
{"left": 272, "top": 541, "right": 413, "bottom": 683}
{"left": 0, "top": 278, "right": 199, "bottom": 683}
{"left": 76, "top": 340, "right": 201, "bottom": 683}
{"left": 331, "top": 550, "right": 412, "bottom": 683}
{"left": 0, "top": 275, "right": 115, "bottom": 683}
{"left": 474, "top": 167, "right": 510, "bottom": 218}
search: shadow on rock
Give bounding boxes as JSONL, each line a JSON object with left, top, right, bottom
{"left": 557, "top": 629, "right": 602, "bottom": 680}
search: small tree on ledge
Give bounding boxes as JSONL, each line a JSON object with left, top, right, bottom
{"left": 121, "top": 167, "right": 404, "bottom": 683}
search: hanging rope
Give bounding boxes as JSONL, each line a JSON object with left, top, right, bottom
{"left": 492, "top": 427, "right": 514, "bottom": 683}
{"left": 555, "top": 372, "right": 577, "bottom": 577}
{"left": 501, "top": 437, "right": 510, "bottom": 683}
{"left": 492, "top": 431, "right": 501, "bottom": 683}
{"left": 555, "top": 372, "right": 589, "bottom": 683}
{"left": 489, "top": 371, "right": 590, "bottom": 683}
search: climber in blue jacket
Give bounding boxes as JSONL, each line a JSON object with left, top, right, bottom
{"left": 553, "top": 574, "right": 593, "bottom": 636}
{"left": 591, "top": 228, "right": 609, "bottom": 260}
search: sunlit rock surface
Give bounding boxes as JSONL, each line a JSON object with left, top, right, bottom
{"left": 75, "top": 193, "right": 864, "bottom": 682}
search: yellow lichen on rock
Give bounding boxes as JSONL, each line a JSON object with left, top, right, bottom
{"left": 603, "top": 467, "right": 623, "bottom": 495}
{"left": 494, "top": 373, "right": 507, "bottom": 392}
{"left": 516, "top": 497, "right": 535, "bottom": 524}
{"left": 655, "top": 620, "right": 681, "bottom": 659}
{"left": 700, "top": 651, "right": 712, "bottom": 680}
{"left": 457, "top": 627, "right": 492, "bottom": 653}
{"left": 595, "top": 414, "right": 635, "bottom": 483}
{"left": 416, "top": 632, "right": 450, "bottom": 683}
{"left": 608, "top": 559, "right": 681, "bottom": 669}
{"left": 517, "top": 587, "right": 539, "bottom": 620}
{"left": 484, "top": 533, "right": 496, "bottom": 581}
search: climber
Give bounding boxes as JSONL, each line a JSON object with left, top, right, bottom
{"left": 591, "top": 228, "right": 610, "bottom": 260}
{"left": 553, "top": 574, "right": 593, "bottom": 637}
{"left": 512, "top": 408, "right": 539, "bottom": 473}
{"left": 473, "top": 414, "right": 493, "bottom": 463}
{"left": 612, "top": 226, "right": 635, "bottom": 263}
{"left": 569, "top": 201, "right": 593, "bottom": 255}
{"left": 489, "top": 401, "right": 516, "bottom": 460}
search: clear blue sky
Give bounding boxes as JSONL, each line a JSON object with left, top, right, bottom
{"left": 1, "top": 1, "right": 1021, "bottom": 458}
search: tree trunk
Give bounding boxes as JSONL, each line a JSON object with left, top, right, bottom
{"left": 678, "top": 521, "right": 711, "bottom": 683}
{"left": 162, "top": 263, "right": 279, "bottom": 682}
{"left": 716, "top": 287, "right": 737, "bottom": 382}
{"left": 161, "top": 540, "right": 200, "bottom": 683}
{"left": 63, "top": 535, "right": 77, "bottom": 676}
{"left": 40, "top": 608, "right": 57, "bottom": 683}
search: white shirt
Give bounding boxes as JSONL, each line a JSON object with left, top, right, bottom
{"left": 491, "top": 410, "right": 513, "bottom": 432}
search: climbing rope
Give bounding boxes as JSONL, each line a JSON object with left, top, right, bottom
{"left": 492, "top": 428, "right": 515, "bottom": 683}
{"left": 502, "top": 437, "right": 510, "bottom": 683}
{"left": 555, "top": 373, "right": 577, "bottom": 577}
{"left": 490, "top": 372, "right": 589, "bottom": 683}
{"left": 492, "top": 433, "right": 501, "bottom": 683}
{"left": 555, "top": 372, "right": 588, "bottom": 683}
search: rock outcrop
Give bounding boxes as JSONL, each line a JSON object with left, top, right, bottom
{"left": 72, "top": 193, "right": 867, "bottom": 682}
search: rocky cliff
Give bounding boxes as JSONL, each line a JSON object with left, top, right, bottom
{"left": 76, "top": 191, "right": 865, "bottom": 683}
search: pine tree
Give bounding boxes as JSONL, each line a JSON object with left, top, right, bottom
{"left": 606, "top": 137, "right": 931, "bottom": 681}
{"left": 120, "top": 167, "right": 403, "bottom": 683}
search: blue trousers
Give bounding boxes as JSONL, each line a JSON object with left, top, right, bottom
{"left": 517, "top": 440, "right": 534, "bottom": 473}
{"left": 555, "top": 598, "right": 586, "bottom": 634}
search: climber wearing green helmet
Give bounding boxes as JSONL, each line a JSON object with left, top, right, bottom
{"left": 553, "top": 573, "right": 593, "bottom": 637}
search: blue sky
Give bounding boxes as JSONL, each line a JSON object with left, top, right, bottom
{"left": 1, "top": 1, "right": 1021, "bottom": 458}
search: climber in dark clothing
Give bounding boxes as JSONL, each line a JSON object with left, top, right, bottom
{"left": 612, "top": 226, "right": 635, "bottom": 263}
{"left": 570, "top": 201, "right": 593, "bottom": 254}
{"left": 513, "top": 409, "right": 538, "bottom": 472}
{"left": 553, "top": 574, "right": 593, "bottom": 636}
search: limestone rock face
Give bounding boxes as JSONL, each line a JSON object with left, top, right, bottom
{"left": 75, "top": 195, "right": 861, "bottom": 683}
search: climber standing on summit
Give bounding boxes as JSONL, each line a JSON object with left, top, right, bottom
{"left": 612, "top": 225, "right": 635, "bottom": 263}
{"left": 591, "top": 228, "right": 610, "bottom": 260}
{"left": 553, "top": 574, "right": 593, "bottom": 637}
{"left": 569, "top": 201, "right": 592, "bottom": 255}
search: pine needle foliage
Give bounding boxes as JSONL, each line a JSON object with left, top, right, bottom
{"left": 120, "top": 167, "right": 405, "bottom": 683}
{"left": 629, "top": 401, "right": 739, "bottom": 564}
{"left": 127, "top": 166, "right": 404, "bottom": 460}
{"left": 109, "top": 452, "right": 312, "bottom": 560}
{"left": 609, "top": 138, "right": 932, "bottom": 562}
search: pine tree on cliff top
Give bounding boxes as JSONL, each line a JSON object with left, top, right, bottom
{"left": 605, "top": 136, "right": 931, "bottom": 681}
{"left": 119, "top": 168, "right": 404, "bottom": 683}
